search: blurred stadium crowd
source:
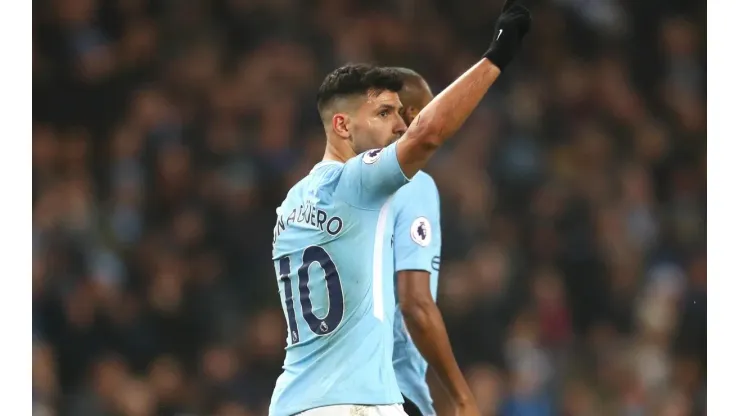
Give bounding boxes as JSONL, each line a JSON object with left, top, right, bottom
{"left": 32, "top": 0, "right": 706, "bottom": 415}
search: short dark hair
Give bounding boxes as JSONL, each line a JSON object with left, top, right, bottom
{"left": 389, "top": 67, "right": 424, "bottom": 84}
{"left": 390, "top": 67, "right": 431, "bottom": 94}
{"left": 316, "top": 64, "right": 404, "bottom": 114}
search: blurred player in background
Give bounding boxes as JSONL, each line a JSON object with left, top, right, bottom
{"left": 389, "top": 68, "right": 474, "bottom": 416}
{"left": 269, "top": 1, "right": 531, "bottom": 415}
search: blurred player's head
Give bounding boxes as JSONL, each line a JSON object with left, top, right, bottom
{"left": 317, "top": 64, "right": 407, "bottom": 159}
{"left": 390, "top": 67, "right": 434, "bottom": 126}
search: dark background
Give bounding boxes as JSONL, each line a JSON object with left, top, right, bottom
{"left": 32, "top": 0, "right": 706, "bottom": 415}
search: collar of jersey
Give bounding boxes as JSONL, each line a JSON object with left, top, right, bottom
{"left": 310, "top": 160, "right": 343, "bottom": 174}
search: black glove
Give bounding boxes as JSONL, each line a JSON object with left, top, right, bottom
{"left": 483, "top": 0, "right": 532, "bottom": 70}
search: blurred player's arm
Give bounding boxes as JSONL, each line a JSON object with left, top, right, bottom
{"left": 427, "top": 368, "right": 453, "bottom": 415}
{"left": 394, "top": 177, "right": 475, "bottom": 409}
{"left": 398, "top": 271, "right": 474, "bottom": 408}
{"left": 395, "top": 0, "right": 531, "bottom": 178}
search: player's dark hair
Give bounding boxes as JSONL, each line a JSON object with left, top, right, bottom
{"left": 316, "top": 64, "right": 404, "bottom": 114}
{"left": 389, "top": 67, "right": 424, "bottom": 84}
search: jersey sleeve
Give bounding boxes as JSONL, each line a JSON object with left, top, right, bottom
{"left": 393, "top": 174, "right": 441, "bottom": 273}
{"left": 335, "top": 141, "right": 410, "bottom": 209}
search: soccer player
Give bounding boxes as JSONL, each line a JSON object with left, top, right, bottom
{"left": 270, "top": 2, "right": 531, "bottom": 415}
{"left": 389, "top": 68, "right": 472, "bottom": 416}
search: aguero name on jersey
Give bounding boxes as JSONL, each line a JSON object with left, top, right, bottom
{"left": 270, "top": 142, "right": 409, "bottom": 416}
{"left": 391, "top": 171, "right": 442, "bottom": 416}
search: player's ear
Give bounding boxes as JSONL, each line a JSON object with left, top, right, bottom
{"left": 332, "top": 113, "right": 352, "bottom": 139}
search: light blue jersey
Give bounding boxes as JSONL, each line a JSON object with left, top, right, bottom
{"left": 270, "top": 142, "right": 409, "bottom": 416}
{"left": 391, "top": 172, "right": 441, "bottom": 416}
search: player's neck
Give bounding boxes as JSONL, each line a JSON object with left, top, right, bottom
{"left": 322, "top": 139, "right": 356, "bottom": 164}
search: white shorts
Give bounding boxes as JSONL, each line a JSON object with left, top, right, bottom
{"left": 296, "top": 404, "right": 408, "bottom": 416}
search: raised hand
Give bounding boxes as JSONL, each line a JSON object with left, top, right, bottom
{"left": 483, "top": 0, "right": 532, "bottom": 70}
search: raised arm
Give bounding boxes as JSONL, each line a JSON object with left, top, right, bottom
{"left": 395, "top": 0, "right": 532, "bottom": 177}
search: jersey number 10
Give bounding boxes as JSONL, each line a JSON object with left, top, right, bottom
{"left": 278, "top": 246, "right": 344, "bottom": 345}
